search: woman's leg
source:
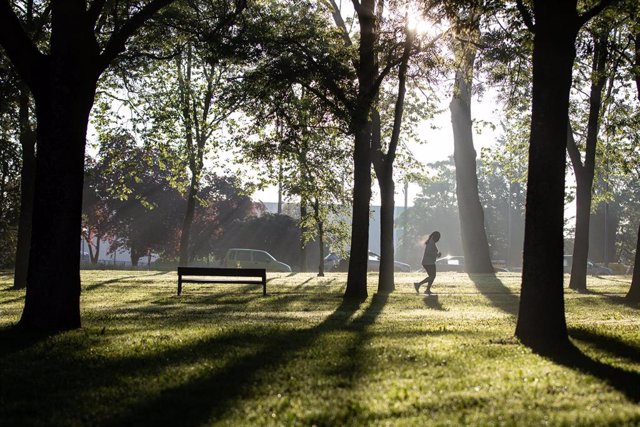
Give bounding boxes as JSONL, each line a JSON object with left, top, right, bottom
{"left": 425, "top": 265, "right": 437, "bottom": 293}
{"left": 414, "top": 264, "right": 431, "bottom": 293}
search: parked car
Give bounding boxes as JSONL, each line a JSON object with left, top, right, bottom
{"left": 434, "top": 255, "right": 509, "bottom": 272}
{"left": 367, "top": 251, "right": 411, "bottom": 272}
{"left": 323, "top": 251, "right": 411, "bottom": 272}
{"left": 435, "top": 255, "right": 465, "bottom": 272}
{"left": 563, "top": 255, "right": 613, "bottom": 275}
{"left": 224, "top": 248, "right": 292, "bottom": 272}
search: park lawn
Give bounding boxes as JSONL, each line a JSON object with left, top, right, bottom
{"left": 0, "top": 270, "right": 638, "bottom": 426}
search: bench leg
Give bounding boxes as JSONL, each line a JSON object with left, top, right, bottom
{"left": 177, "top": 277, "right": 182, "bottom": 295}
{"left": 262, "top": 273, "right": 267, "bottom": 296}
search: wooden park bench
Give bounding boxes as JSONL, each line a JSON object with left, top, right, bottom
{"left": 177, "top": 267, "right": 267, "bottom": 296}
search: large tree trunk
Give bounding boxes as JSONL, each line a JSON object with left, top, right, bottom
{"left": 371, "top": 110, "right": 395, "bottom": 292}
{"left": 345, "top": 0, "right": 377, "bottom": 300}
{"left": 628, "top": 27, "right": 640, "bottom": 303}
{"left": 568, "top": 29, "right": 608, "bottom": 292}
{"left": 626, "top": 223, "right": 640, "bottom": 302}
{"left": 299, "top": 201, "right": 308, "bottom": 272}
{"left": 345, "top": 121, "right": 372, "bottom": 300}
{"left": 20, "top": 75, "right": 97, "bottom": 332}
{"left": 179, "top": 173, "right": 198, "bottom": 266}
{"left": 515, "top": 2, "right": 579, "bottom": 351}
{"left": 13, "top": 85, "right": 36, "bottom": 290}
{"left": 569, "top": 173, "right": 592, "bottom": 289}
{"left": 634, "top": 30, "right": 639, "bottom": 98}
{"left": 89, "top": 234, "right": 100, "bottom": 265}
{"left": 377, "top": 173, "right": 396, "bottom": 291}
{"left": 450, "top": 43, "right": 494, "bottom": 275}
{"left": 314, "top": 199, "right": 325, "bottom": 277}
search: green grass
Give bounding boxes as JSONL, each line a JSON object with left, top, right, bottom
{"left": 0, "top": 270, "right": 638, "bottom": 426}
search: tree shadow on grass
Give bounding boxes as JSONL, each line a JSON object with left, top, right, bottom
{"left": 581, "top": 288, "right": 639, "bottom": 310}
{"left": 325, "top": 293, "right": 388, "bottom": 384}
{"left": 569, "top": 327, "right": 640, "bottom": 364}
{"left": 84, "top": 271, "right": 168, "bottom": 291}
{"left": 292, "top": 277, "right": 314, "bottom": 289}
{"left": 0, "top": 325, "right": 49, "bottom": 358}
{"left": 544, "top": 340, "right": 640, "bottom": 403}
{"left": 469, "top": 273, "right": 519, "bottom": 316}
{"left": 103, "top": 295, "right": 388, "bottom": 426}
{"left": 1, "top": 294, "right": 26, "bottom": 305}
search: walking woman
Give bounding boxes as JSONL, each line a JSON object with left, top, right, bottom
{"left": 414, "top": 231, "right": 441, "bottom": 295}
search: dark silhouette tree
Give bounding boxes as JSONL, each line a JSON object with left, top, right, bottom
{"left": 449, "top": 7, "right": 494, "bottom": 274}
{"left": 624, "top": 4, "right": 640, "bottom": 301}
{"left": 0, "top": 0, "right": 175, "bottom": 332}
{"left": 371, "top": 13, "right": 436, "bottom": 292}
{"left": 626, "top": 223, "right": 640, "bottom": 302}
{"left": 514, "top": 0, "right": 618, "bottom": 352}
{"left": 567, "top": 25, "right": 610, "bottom": 292}
{"left": 12, "top": 82, "right": 36, "bottom": 289}
{"left": 0, "top": 50, "right": 35, "bottom": 286}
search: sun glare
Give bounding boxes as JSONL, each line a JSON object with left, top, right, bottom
{"left": 406, "top": 9, "right": 434, "bottom": 37}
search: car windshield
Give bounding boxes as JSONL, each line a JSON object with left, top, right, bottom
{"left": 254, "top": 251, "right": 272, "bottom": 262}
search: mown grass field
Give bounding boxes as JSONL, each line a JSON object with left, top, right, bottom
{"left": 0, "top": 270, "right": 639, "bottom": 426}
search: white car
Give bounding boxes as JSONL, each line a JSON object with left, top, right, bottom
{"left": 324, "top": 251, "right": 411, "bottom": 272}
{"left": 224, "top": 248, "right": 292, "bottom": 272}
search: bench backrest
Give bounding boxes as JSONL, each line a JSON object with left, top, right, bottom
{"left": 177, "top": 267, "right": 266, "bottom": 277}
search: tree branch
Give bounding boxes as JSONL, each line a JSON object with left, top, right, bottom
{"left": 386, "top": 29, "right": 413, "bottom": 166}
{"left": 0, "top": 0, "right": 45, "bottom": 89}
{"left": 578, "top": 0, "right": 620, "bottom": 28}
{"left": 87, "top": 0, "right": 107, "bottom": 28}
{"left": 566, "top": 122, "right": 584, "bottom": 178}
{"left": 515, "top": 0, "right": 535, "bottom": 33}
{"left": 97, "top": 0, "right": 176, "bottom": 74}
{"left": 328, "top": 0, "right": 352, "bottom": 47}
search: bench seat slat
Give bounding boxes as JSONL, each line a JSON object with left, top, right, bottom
{"left": 177, "top": 266, "right": 267, "bottom": 296}
{"left": 180, "top": 279, "right": 264, "bottom": 285}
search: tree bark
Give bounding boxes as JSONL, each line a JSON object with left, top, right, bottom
{"left": 626, "top": 223, "right": 640, "bottom": 302}
{"left": 515, "top": 1, "right": 580, "bottom": 351}
{"left": 370, "top": 111, "right": 394, "bottom": 291}
{"left": 89, "top": 233, "right": 100, "bottom": 265}
{"left": 179, "top": 172, "right": 198, "bottom": 266}
{"left": 634, "top": 30, "right": 639, "bottom": 99}
{"left": 450, "top": 38, "right": 494, "bottom": 275}
{"left": 300, "top": 201, "right": 308, "bottom": 272}
{"left": 20, "top": 74, "right": 97, "bottom": 332}
{"left": 345, "top": 120, "right": 372, "bottom": 300}
{"left": 314, "top": 199, "right": 325, "bottom": 277}
{"left": 344, "top": 0, "right": 378, "bottom": 301}
{"left": 377, "top": 170, "right": 396, "bottom": 291}
{"left": 568, "top": 29, "right": 609, "bottom": 292}
{"left": 627, "top": 26, "right": 640, "bottom": 303}
{"left": 13, "top": 85, "right": 36, "bottom": 290}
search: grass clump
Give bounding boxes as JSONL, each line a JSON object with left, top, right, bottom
{"left": 0, "top": 270, "right": 638, "bottom": 426}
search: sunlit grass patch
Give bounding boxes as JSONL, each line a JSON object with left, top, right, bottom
{"left": 0, "top": 270, "right": 638, "bottom": 426}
